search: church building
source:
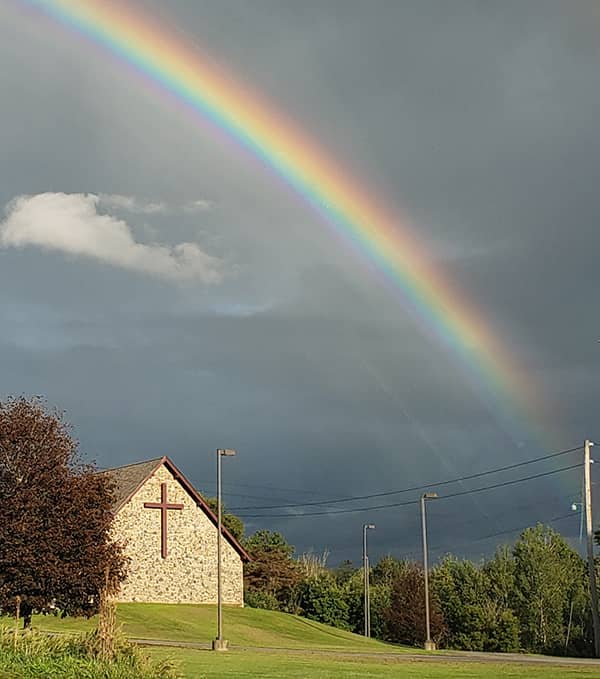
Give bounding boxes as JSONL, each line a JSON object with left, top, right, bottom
{"left": 104, "top": 456, "right": 249, "bottom": 605}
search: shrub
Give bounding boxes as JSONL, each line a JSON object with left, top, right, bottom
{"left": 244, "top": 589, "right": 280, "bottom": 611}
{"left": 296, "top": 574, "right": 349, "bottom": 629}
{"left": 0, "top": 629, "right": 178, "bottom": 679}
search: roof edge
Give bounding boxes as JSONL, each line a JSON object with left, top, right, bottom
{"left": 161, "top": 456, "right": 251, "bottom": 562}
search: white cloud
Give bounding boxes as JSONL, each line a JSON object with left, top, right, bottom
{"left": 97, "top": 193, "right": 167, "bottom": 214}
{"left": 97, "top": 194, "right": 213, "bottom": 215}
{"left": 183, "top": 199, "right": 214, "bottom": 213}
{"left": 0, "top": 193, "right": 223, "bottom": 283}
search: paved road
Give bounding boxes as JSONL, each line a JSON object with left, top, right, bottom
{"left": 132, "top": 637, "right": 600, "bottom": 667}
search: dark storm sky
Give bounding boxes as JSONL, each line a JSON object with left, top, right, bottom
{"left": 1, "top": 0, "right": 599, "bottom": 564}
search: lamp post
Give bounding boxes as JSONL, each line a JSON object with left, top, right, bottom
{"left": 212, "top": 448, "right": 236, "bottom": 652}
{"left": 362, "top": 523, "right": 375, "bottom": 637}
{"left": 421, "top": 492, "right": 438, "bottom": 651}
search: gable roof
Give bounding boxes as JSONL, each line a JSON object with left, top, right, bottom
{"left": 100, "top": 456, "right": 250, "bottom": 562}
{"left": 101, "top": 457, "right": 164, "bottom": 511}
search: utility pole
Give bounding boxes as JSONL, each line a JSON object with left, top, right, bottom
{"left": 362, "top": 524, "right": 375, "bottom": 637}
{"left": 584, "top": 439, "right": 600, "bottom": 657}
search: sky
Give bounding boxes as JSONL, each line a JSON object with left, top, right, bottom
{"left": 1, "top": 0, "right": 600, "bottom": 566}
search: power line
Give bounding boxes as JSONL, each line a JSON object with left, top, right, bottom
{"left": 311, "top": 497, "right": 575, "bottom": 556}
{"left": 449, "top": 512, "right": 577, "bottom": 546}
{"left": 199, "top": 478, "right": 326, "bottom": 499}
{"left": 232, "top": 444, "right": 582, "bottom": 511}
{"left": 322, "top": 511, "right": 579, "bottom": 562}
{"left": 238, "top": 462, "right": 583, "bottom": 519}
{"left": 439, "top": 464, "right": 582, "bottom": 502}
{"left": 399, "top": 512, "right": 578, "bottom": 562}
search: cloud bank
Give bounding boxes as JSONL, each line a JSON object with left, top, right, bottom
{"left": 0, "top": 193, "right": 222, "bottom": 283}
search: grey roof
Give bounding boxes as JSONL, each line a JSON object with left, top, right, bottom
{"left": 100, "top": 457, "right": 164, "bottom": 512}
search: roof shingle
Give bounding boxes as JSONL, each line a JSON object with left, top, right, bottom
{"left": 99, "top": 457, "right": 164, "bottom": 512}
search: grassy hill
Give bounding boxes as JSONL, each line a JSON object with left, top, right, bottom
{"left": 26, "top": 603, "right": 406, "bottom": 652}
{"left": 6, "top": 606, "right": 600, "bottom": 678}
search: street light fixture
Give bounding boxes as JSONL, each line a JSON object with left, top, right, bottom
{"left": 212, "top": 448, "right": 237, "bottom": 652}
{"left": 571, "top": 502, "right": 584, "bottom": 543}
{"left": 421, "top": 492, "right": 438, "bottom": 651}
{"left": 362, "top": 524, "right": 375, "bottom": 637}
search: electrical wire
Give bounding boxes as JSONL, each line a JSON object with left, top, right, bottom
{"left": 446, "top": 511, "right": 577, "bottom": 546}
{"left": 238, "top": 462, "right": 583, "bottom": 518}
{"left": 232, "top": 444, "right": 582, "bottom": 511}
{"left": 428, "top": 512, "right": 578, "bottom": 558}
{"left": 321, "top": 510, "right": 580, "bottom": 562}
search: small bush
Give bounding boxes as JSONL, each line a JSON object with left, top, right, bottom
{"left": 296, "top": 574, "right": 350, "bottom": 629}
{"left": 0, "top": 629, "right": 178, "bottom": 679}
{"left": 244, "top": 589, "right": 280, "bottom": 611}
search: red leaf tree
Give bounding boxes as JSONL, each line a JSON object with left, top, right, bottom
{"left": 383, "top": 561, "right": 446, "bottom": 646}
{"left": 0, "top": 397, "right": 127, "bottom": 626}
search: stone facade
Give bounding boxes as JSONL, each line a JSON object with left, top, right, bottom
{"left": 111, "top": 461, "right": 245, "bottom": 605}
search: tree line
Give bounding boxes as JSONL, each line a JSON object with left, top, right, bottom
{"left": 240, "top": 524, "right": 599, "bottom": 656}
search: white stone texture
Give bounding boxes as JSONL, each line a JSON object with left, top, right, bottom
{"left": 113, "top": 464, "right": 243, "bottom": 605}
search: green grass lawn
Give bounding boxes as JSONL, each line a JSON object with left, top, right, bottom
{"left": 23, "top": 603, "right": 407, "bottom": 652}
{"left": 148, "top": 648, "right": 600, "bottom": 679}
{"left": 4, "top": 605, "right": 600, "bottom": 678}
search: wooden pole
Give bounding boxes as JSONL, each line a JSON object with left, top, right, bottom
{"left": 421, "top": 495, "right": 433, "bottom": 649}
{"left": 584, "top": 439, "right": 600, "bottom": 656}
{"left": 14, "top": 596, "right": 20, "bottom": 649}
{"left": 363, "top": 525, "right": 368, "bottom": 637}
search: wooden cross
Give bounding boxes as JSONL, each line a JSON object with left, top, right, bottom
{"left": 143, "top": 482, "right": 184, "bottom": 559}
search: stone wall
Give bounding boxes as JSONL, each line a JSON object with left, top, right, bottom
{"left": 113, "top": 464, "right": 244, "bottom": 605}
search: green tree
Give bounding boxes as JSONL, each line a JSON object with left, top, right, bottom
{"left": 513, "top": 524, "right": 588, "bottom": 654}
{"left": 371, "top": 555, "right": 406, "bottom": 589}
{"left": 296, "top": 572, "right": 350, "bottom": 629}
{"left": 343, "top": 567, "right": 390, "bottom": 639}
{"left": 484, "top": 545, "right": 516, "bottom": 611}
{"left": 332, "top": 559, "right": 356, "bottom": 585}
{"left": 433, "top": 555, "right": 520, "bottom": 652}
{"left": 481, "top": 545, "right": 521, "bottom": 653}
{"left": 432, "top": 556, "right": 486, "bottom": 650}
{"left": 243, "top": 530, "right": 301, "bottom": 611}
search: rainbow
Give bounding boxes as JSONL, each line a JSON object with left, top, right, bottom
{"left": 22, "top": 0, "right": 548, "bottom": 444}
